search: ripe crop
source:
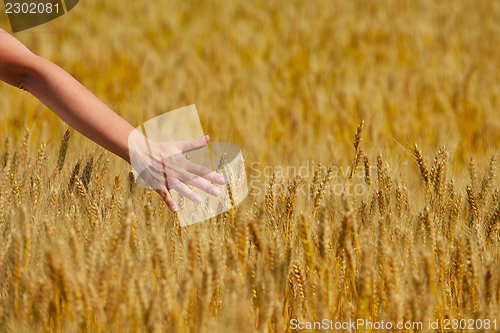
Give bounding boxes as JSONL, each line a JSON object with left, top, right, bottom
{"left": 1, "top": 0, "right": 500, "bottom": 332}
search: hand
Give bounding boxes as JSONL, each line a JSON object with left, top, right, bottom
{"left": 128, "top": 131, "right": 226, "bottom": 212}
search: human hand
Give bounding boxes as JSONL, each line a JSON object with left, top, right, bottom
{"left": 128, "top": 131, "right": 226, "bottom": 212}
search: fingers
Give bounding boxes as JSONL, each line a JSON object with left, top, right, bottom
{"left": 176, "top": 135, "right": 209, "bottom": 153}
{"left": 184, "top": 159, "right": 226, "bottom": 185}
{"left": 140, "top": 160, "right": 226, "bottom": 198}
{"left": 178, "top": 173, "right": 222, "bottom": 196}
{"left": 156, "top": 188, "right": 178, "bottom": 212}
{"left": 170, "top": 181, "right": 204, "bottom": 203}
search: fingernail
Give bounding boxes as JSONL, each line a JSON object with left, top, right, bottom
{"left": 193, "top": 194, "right": 203, "bottom": 203}
{"left": 211, "top": 187, "right": 221, "bottom": 196}
{"left": 218, "top": 177, "right": 226, "bottom": 184}
{"left": 170, "top": 204, "right": 178, "bottom": 212}
{"left": 199, "top": 135, "right": 209, "bottom": 141}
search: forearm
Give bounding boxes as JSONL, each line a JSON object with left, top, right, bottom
{"left": 0, "top": 28, "right": 135, "bottom": 163}
{"left": 20, "top": 56, "right": 135, "bottom": 163}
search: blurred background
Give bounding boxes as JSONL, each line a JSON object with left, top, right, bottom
{"left": 1, "top": 0, "right": 500, "bottom": 178}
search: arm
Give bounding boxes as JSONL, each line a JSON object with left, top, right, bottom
{"left": 0, "top": 28, "right": 225, "bottom": 212}
{"left": 0, "top": 28, "right": 134, "bottom": 163}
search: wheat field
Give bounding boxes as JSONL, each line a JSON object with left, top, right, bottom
{"left": 1, "top": 0, "right": 500, "bottom": 332}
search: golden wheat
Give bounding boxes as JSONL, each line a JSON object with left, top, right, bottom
{"left": 1, "top": 0, "right": 500, "bottom": 331}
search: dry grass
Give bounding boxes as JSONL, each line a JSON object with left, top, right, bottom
{"left": 1, "top": 0, "right": 500, "bottom": 332}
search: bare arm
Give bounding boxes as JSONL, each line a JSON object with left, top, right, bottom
{"left": 0, "top": 28, "right": 225, "bottom": 212}
{"left": 0, "top": 28, "right": 134, "bottom": 163}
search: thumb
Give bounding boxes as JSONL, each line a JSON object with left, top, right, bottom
{"left": 176, "top": 135, "right": 209, "bottom": 153}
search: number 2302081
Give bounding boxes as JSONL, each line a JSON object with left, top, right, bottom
{"left": 6, "top": 3, "right": 59, "bottom": 14}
